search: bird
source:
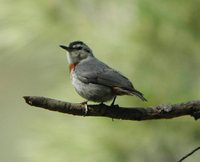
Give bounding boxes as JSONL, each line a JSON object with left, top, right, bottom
{"left": 60, "top": 41, "right": 147, "bottom": 107}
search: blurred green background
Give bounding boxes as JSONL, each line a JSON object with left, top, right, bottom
{"left": 1, "top": 0, "right": 200, "bottom": 161}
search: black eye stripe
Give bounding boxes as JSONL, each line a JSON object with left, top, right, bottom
{"left": 77, "top": 46, "right": 83, "bottom": 50}
{"left": 84, "top": 48, "right": 90, "bottom": 52}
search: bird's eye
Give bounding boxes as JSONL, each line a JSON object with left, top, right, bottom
{"left": 76, "top": 46, "right": 83, "bottom": 50}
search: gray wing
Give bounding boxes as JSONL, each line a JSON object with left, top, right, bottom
{"left": 75, "top": 57, "right": 147, "bottom": 101}
{"left": 75, "top": 57, "right": 134, "bottom": 91}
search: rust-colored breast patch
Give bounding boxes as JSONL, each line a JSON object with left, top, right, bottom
{"left": 69, "top": 64, "right": 76, "bottom": 73}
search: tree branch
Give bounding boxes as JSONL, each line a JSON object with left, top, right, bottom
{"left": 177, "top": 146, "right": 200, "bottom": 162}
{"left": 23, "top": 96, "right": 200, "bottom": 121}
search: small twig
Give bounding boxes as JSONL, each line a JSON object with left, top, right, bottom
{"left": 23, "top": 96, "right": 200, "bottom": 121}
{"left": 177, "top": 146, "right": 200, "bottom": 162}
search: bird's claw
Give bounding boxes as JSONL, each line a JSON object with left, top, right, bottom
{"left": 81, "top": 101, "right": 88, "bottom": 115}
{"left": 110, "top": 96, "right": 117, "bottom": 107}
{"left": 84, "top": 104, "right": 88, "bottom": 115}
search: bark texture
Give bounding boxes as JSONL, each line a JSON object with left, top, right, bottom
{"left": 23, "top": 96, "right": 200, "bottom": 121}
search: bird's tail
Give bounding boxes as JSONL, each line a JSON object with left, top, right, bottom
{"left": 131, "top": 89, "right": 147, "bottom": 102}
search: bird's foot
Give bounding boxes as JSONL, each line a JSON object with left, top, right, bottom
{"left": 99, "top": 102, "right": 105, "bottom": 106}
{"left": 81, "top": 100, "right": 88, "bottom": 105}
{"left": 112, "top": 104, "right": 119, "bottom": 109}
{"left": 110, "top": 96, "right": 117, "bottom": 107}
{"left": 80, "top": 101, "right": 88, "bottom": 115}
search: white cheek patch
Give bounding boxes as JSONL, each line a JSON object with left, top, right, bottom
{"left": 66, "top": 54, "right": 72, "bottom": 64}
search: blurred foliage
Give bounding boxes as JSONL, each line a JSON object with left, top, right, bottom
{"left": 0, "top": 0, "right": 200, "bottom": 162}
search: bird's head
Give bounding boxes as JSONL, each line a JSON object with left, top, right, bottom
{"left": 60, "top": 41, "right": 93, "bottom": 64}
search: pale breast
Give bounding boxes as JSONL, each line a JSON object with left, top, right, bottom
{"left": 71, "top": 72, "right": 114, "bottom": 102}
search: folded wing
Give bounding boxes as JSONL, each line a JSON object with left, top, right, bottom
{"left": 75, "top": 57, "right": 147, "bottom": 101}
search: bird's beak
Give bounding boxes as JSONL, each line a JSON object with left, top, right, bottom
{"left": 59, "top": 45, "right": 71, "bottom": 52}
